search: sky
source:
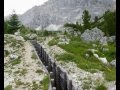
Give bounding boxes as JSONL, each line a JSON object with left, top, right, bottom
{"left": 4, "top": 0, "right": 48, "bottom": 16}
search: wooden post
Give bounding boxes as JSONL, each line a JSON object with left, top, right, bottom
{"left": 48, "top": 59, "right": 52, "bottom": 72}
{"left": 53, "top": 63, "right": 56, "bottom": 87}
{"left": 51, "top": 79, "right": 55, "bottom": 87}
{"left": 50, "top": 72, "right": 53, "bottom": 78}
{"left": 45, "top": 51, "right": 47, "bottom": 66}
{"left": 40, "top": 46, "right": 42, "bottom": 58}
{"left": 56, "top": 67, "right": 61, "bottom": 90}
{"left": 46, "top": 66, "right": 48, "bottom": 70}
{"left": 41, "top": 48, "right": 44, "bottom": 64}
{"left": 46, "top": 54, "right": 48, "bottom": 66}
{"left": 68, "top": 80, "right": 72, "bottom": 90}
{"left": 63, "top": 72, "right": 67, "bottom": 90}
{"left": 43, "top": 51, "right": 46, "bottom": 65}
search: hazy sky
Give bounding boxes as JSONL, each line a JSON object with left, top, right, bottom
{"left": 4, "top": 0, "right": 48, "bottom": 16}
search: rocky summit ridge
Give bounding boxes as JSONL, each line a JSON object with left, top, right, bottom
{"left": 19, "top": 0, "right": 116, "bottom": 30}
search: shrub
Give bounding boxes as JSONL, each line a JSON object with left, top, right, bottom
{"left": 48, "top": 38, "right": 59, "bottom": 46}
{"left": 11, "top": 59, "right": 21, "bottom": 65}
{"left": 15, "top": 79, "right": 24, "bottom": 86}
{"left": 96, "top": 85, "right": 107, "bottom": 90}
{"left": 36, "top": 69, "right": 43, "bottom": 74}
{"left": 20, "top": 69, "right": 27, "bottom": 76}
{"left": 4, "top": 50, "right": 10, "bottom": 57}
{"left": 31, "top": 52, "right": 37, "bottom": 59}
{"left": 43, "top": 30, "right": 49, "bottom": 36}
{"left": 4, "top": 85, "right": 12, "bottom": 90}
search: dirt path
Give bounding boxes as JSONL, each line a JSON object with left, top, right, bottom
{"left": 4, "top": 35, "right": 48, "bottom": 90}
{"left": 24, "top": 41, "right": 34, "bottom": 64}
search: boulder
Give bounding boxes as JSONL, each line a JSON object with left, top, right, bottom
{"left": 108, "top": 36, "right": 116, "bottom": 43}
{"left": 15, "top": 36, "right": 24, "bottom": 41}
{"left": 81, "top": 27, "right": 104, "bottom": 42}
{"left": 99, "top": 36, "right": 108, "bottom": 45}
{"left": 98, "top": 57, "right": 108, "bottom": 64}
{"left": 107, "top": 85, "right": 116, "bottom": 90}
{"left": 110, "top": 60, "right": 116, "bottom": 67}
{"left": 93, "top": 54, "right": 99, "bottom": 58}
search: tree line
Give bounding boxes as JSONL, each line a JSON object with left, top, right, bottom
{"left": 64, "top": 10, "right": 116, "bottom": 36}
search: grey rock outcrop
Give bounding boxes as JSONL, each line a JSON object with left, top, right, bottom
{"left": 80, "top": 27, "right": 104, "bottom": 42}
{"left": 99, "top": 36, "right": 108, "bottom": 45}
{"left": 18, "top": 0, "right": 116, "bottom": 29}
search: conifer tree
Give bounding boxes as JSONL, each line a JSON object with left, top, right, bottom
{"left": 102, "top": 10, "right": 116, "bottom": 36}
{"left": 8, "top": 11, "right": 21, "bottom": 34}
{"left": 82, "top": 10, "right": 91, "bottom": 30}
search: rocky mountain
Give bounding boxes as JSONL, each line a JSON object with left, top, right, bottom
{"left": 19, "top": 0, "right": 116, "bottom": 30}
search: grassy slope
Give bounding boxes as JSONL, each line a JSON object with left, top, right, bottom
{"left": 56, "top": 36, "right": 116, "bottom": 81}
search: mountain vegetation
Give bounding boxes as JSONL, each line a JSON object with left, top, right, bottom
{"left": 64, "top": 10, "right": 116, "bottom": 36}
{"left": 4, "top": 0, "right": 116, "bottom": 89}
{"left": 4, "top": 12, "right": 21, "bottom": 34}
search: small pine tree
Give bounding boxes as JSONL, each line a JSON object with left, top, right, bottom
{"left": 101, "top": 10, "right": 116, "bottom": 36}
{"left": 82, "top": 10, "right": 91, "bottom": 30}
{"left": 94, "top": 16, "right": 99, "bottom": 23}
{"left": 7, "top": 11, "right": 21, "bottom": 34}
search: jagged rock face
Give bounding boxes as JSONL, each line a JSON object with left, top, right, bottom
{"left": 19, "top": 0, "right": 116, "bottom": 29}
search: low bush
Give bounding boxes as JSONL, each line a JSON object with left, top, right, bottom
{"left": 11, "top": 59, "right": 21, "bottom": 66}
{"left": 48, "top": 38, "right": 59, "bottom": 46}
{"left": 96, "top": 85, "right": 107, "bottom": 90}
{"left": 4, "top": 85, "right": 12, "bottom": 90}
